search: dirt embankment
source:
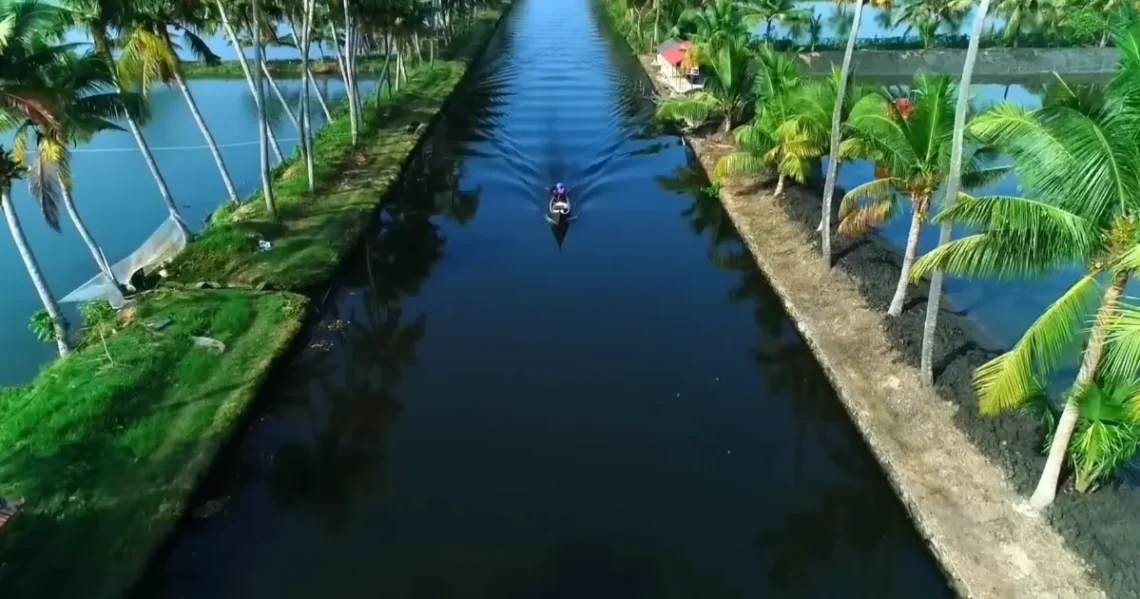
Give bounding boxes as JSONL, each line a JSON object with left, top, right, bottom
{"left": 637, "top": 55, "right": 1121, "bottom": 599}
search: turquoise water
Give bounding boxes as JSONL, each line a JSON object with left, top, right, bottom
{"left": 0, "top": 76, "right": 376, "bottom": 387}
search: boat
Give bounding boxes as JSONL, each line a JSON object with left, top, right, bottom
{"left": 548, "top": 192, "right": 571, "bottom": 226}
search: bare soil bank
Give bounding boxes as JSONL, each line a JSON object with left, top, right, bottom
{"left": 637, "top": 56, "right": 1114, "bottom": 599}
{"left": 777, "top": 182, "right": 1140, "bottom": 599}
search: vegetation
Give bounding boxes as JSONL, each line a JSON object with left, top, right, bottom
{"left": 0, "top": 2, "right": 501, "bottom": 597}
{"left": 168, "top": 60, "right": 472, "bottom": 288}
{"left": 0, "top": 290, "right": 308, "bottom": 599}
{"left": 627, "top": 0, "right": 1140, "bottom": 510}
{"left": 611, "top": 0, "right": 1140, "bottom": 52}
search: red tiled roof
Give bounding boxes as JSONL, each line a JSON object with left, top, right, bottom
{"left": 660, "top": 41, "right": 692, "bottom": 66}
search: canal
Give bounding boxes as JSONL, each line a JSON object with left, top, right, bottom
{"left": 135, "top": 1, "right": 952, "bottom": 597}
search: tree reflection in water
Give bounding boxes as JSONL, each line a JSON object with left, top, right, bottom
{"left": 656, "top": 160, "right": 940, "bottom": 597}
{"left": 267, "top": 136, "right": 480, "bottom": 532}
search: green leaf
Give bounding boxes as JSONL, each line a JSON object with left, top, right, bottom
{"left": 974, "top": 273, "right": 1101, "bottom": 415}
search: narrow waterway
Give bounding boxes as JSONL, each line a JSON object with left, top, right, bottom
{"left": 136, "top": 1, "right": 952, "bottom": 597}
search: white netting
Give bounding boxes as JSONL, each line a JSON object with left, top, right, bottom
{"left": 61, "top": 215, "right": 188, "bottom": 308}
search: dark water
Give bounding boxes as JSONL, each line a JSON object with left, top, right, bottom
{"left": 136, "top": 1, "right": 952, "bottom": 597}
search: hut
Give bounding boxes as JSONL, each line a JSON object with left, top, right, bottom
{"left": 655, "top": 39, "right": 704, "bottom": 94}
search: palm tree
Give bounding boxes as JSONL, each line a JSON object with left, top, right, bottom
{"left": 670, "top": 0, "right": 749, "bottom": 47}
{"left": 65, "top": 0, "right": 191, "bottom": 236}
{"left": 1, "top": 148, "right": 70, "bottom": 356}
{"left": 837, "top": 73, "right": 1003, "bottom": 317}
{"left": 909, "top": 28, "right": 1140, "bottom": 508}
{"left": 253, "top": 0, "right": 276, "bottom": 218}
{"left": 820, "top": 0, "right": 878, "bottom": 267}
{"left": 993, "top": 0, "right": 1062, "bottom": 46}
{"left": 18, "top": 51, "right": 147, "bottom": 294}
{"left": 0, "top": 0, "right": 72, "bottom": 356}
{"left": 655, "top": 37, "right": 756, "bottom": 132}
{"left": 338, "top": 0, "right": 360, "bottom": 145}
{"left": 133, "top": 0, "right": 242, "bottom": 205}
{"left": 713, "top": 47, "right": 821, "bottom": 199}
{"left": 211, "top": 0, "right": 286, "bottom": 162}
{"left": 741, "top": 0, "right": 812, "bottom": 40}
{"left": 919, "top": 0, "right": 992, "bottom": 387}
{"left": 893, "top": 0, "right": 969, "bottom": 48}
{"left": 297, "top": 0, "right": 317, "bottom": 191}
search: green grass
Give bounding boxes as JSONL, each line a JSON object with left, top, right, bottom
{"left": 0, "top": 289, "right": 308, "bottom": 599}
{"left": 182, "top": 56, "right": 390, "bottom": 80}
{"left": 169, "top": 10, "right": 502, "bottom": 290}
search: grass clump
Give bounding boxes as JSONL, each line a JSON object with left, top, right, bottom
{"left": 0, "top": 289, "right": 308, "bottom": 599}
{"left": 168, "top": 61, "right": 466, "bottom": 289}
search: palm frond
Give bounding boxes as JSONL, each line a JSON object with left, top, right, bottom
{"left": 714, "top": 151, "right": 769, "bottom": 181}
{"left": 27, "top": 155, "right": 61, "bottom": 232}
{"left": 930, "top": 193, "right": 1100, "bottom": 265}
{"left": 656, "top": 93, "right": 719, "bottom": 125}
{"left": 838, "top": 180, "right": 899, "bottom": 237}
{"left": 117, "top": 28, "right": 181, "bottom": 91}
{"left": 838, "top": 177, "right": 900, "bottom": 218}
{"left": 1101, "top": 302, "right": 1140, "bottom": 388}
{"left": 974, "top": 273, "right": 1101, "bottom": 415}
{"left": 181, "top": 28, "right": 221, "bottom": 65}
{"left": 960, "top": 165, "right": 1012, "bottom": 191}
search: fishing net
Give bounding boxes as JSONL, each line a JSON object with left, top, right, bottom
{"left": 60, "top": 215, "right": 188, "bottom": 308}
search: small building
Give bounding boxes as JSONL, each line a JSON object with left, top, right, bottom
{"left": 655, "top": 39, "right": 705, "bottom": 94}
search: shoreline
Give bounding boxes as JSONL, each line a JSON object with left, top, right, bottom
{"left": 636, "top": 53, "right": 1109, "bottom": 598}
{"left": 181, "top": 56, "right": 390, "bottom": 80}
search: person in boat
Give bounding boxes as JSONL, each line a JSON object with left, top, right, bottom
{"left": 550, "top": 182, "right": 570, "bottom": 214}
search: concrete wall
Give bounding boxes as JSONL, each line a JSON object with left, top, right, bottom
{"left": 796, "top": 47, "right": 1119, "bottom": 80}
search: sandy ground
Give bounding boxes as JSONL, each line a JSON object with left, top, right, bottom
{"left": 638, "top": 55, "right": 1115, "bottom": 599}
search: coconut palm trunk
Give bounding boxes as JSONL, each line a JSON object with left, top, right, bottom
{"left": 2, "top": 187, "right": 70, "bottom": 356}
{"left": 215, "top": 0, "right": 286, "bottom": 162}
{"left": 920, "top": 0, "right": 990, "bottom": 386}
{"left": 59, "top": 175, "right": 122, "bottom": 290}
{"left": 173, "top": 71, "right": 240, "bottom": 205}
{"left": 654, "top": 0, "right": 660, "bottom": 44}
{"left": 122, "top": 106, "right": 191, "bottom": 236}
{"left": 329, "top": 21, "right": 350, "bottom": 92}
{"left": 253, "top": 0, "right": 277, "bottom": 219}
{"left": 299, "top": 0, "right": 316, "bottom": 191}
{"left": 260, "top": 58, "right": 300, "bottom": 130}
{"left": 290, "top": 29, "right": 334, "bottom": 121}
{"left": 820, "top": 0, "right": 865, "bottom": 266}
{"left": 338, "top": 1, "right": 360, "bottom": 145}
{"left": 1029, "top": 270, "right": 1129, "bottom": 509}
{"left": 379, "top": 34, "right": 395, "bottom": 98}
{"left": 91, "top": 29, "right": 190, "bottom": 236}
{"left": 888, "top": 197, "right": 926, "bottom": 316}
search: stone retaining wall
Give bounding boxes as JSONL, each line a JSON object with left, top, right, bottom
{"left": 796, "top": 47, "right": 1119, "bottom": 80}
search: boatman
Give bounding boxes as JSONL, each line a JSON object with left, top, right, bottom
{"left": 551, "top": 182, "right": 569, "bottom": 213}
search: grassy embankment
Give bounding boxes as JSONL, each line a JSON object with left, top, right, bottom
{"left": 0, "top": 9, "right": 502, "bottom": 599}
